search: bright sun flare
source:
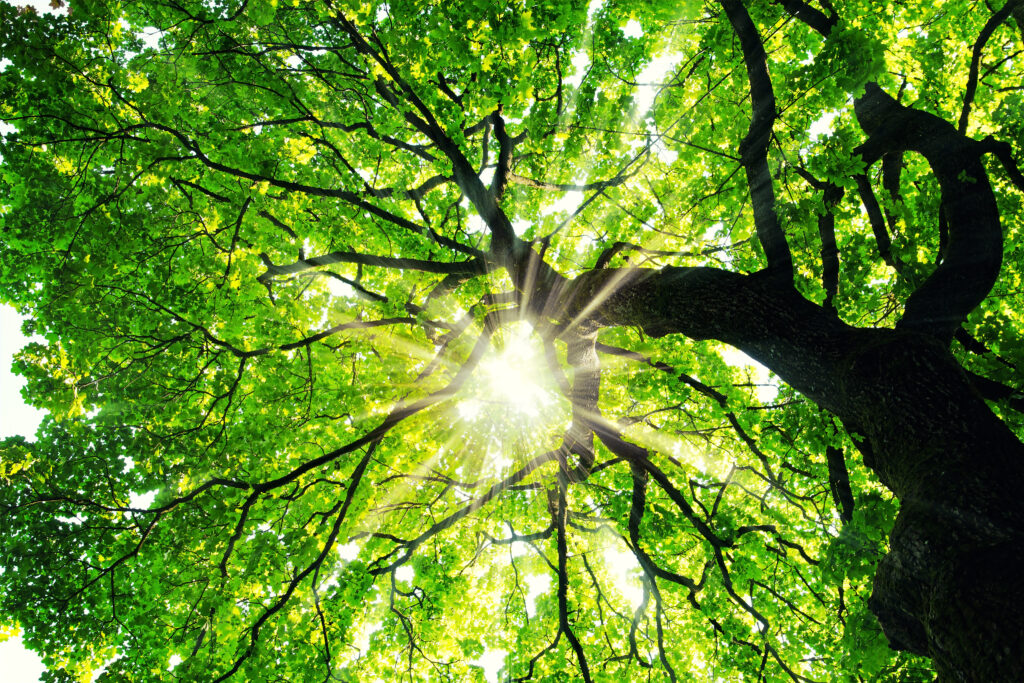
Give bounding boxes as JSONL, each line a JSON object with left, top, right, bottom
{"left": 458, "top": 323, "right": 558, "bottom": 422}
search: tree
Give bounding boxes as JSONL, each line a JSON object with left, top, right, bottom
{"left": 2, "top": 0, "right": 1024, "bottom": 679}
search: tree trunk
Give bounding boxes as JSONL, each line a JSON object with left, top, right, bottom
{"left": 843, "top": 335, "right": 1024, "bottom": 682}
{"left": 566, "top": 266, "right": 1024, "bottom": 680}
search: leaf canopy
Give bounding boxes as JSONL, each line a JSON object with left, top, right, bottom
{"left": 2, "top": 0, "right": 1024, "bottom": 681}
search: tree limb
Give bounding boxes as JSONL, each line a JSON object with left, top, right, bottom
{"left": 720, "top": 0, "right": 793, "bottom": 277}
{"left": 959, "top": 0, "right": 1023, "bottom": 134}
{"left": 855, "top": 83, "right": 1003, "bottom": 343}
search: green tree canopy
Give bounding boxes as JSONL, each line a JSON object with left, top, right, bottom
{"left": 2, "top": 0, "right": 1024, "bottom": 680}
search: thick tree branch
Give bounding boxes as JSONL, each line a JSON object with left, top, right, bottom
{"left": 564, "top": 266, "right": 859, "bottom": 412}
{"left": 854, "top": 174, "right": 903, "bottom": 273}
{"left": 825, "top": 446, "right": 854, "bottom": 523}
{"left": 508, "top": 170, "right": 639, "bottom": 193}
{"left": 627, "top": 466, "right": 700, "bottom": 592}
{"left": 258, "top": 250, "right": 485, "bottom": 280}
{"left": 720, "top": 0, "right": 793, "bottom": 277}
{"left": 881, "top": 151, "right": 904, "bottom": 233}
{"left": 333, "top": 14, "right": 525, "bottom": 263}
{"left": 774, "top": 0, "right": 837, "bottom": 36}
{"left": 559, "top": 327, "right": 601, "bottom": 482}
{"left": 855, "top": 83, "right": 1003, "bottom": 343}
{"left": 978, "top": 135, "right": 1024, "bottom": 193}
{"left": 966, "top": 369, "right": 1024, "bottom": 412}
{"left": 490, "top": 109, "right": 517, "bottom": 200}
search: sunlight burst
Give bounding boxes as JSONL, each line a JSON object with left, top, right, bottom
{"left": 479, "top": 327, "right": 553, "bottom": 417}
{"left": 452, "top": 323, "right": 567, "bottom": 469}
{"left": 469, "top": 323, "right": 558, "bottom": 419}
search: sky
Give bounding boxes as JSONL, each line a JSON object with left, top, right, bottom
{"left": 1, "top": 0, "right": 61, "bottom": 675}
{"left": 1, "top": 4, "right": 56, "bottom": 678}
{"left": 0, "top": 305, "right": 47, "bottom": 680}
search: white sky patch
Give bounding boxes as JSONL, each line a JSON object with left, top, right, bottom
{"left": 701, "top": 220, "right": 736, "bottom": 267}
{"left": 394, "top": 564, "right": 415, "bottom": 583}
{"left": 17, "top": 0, "right": 66, "bottom": 16}
{"left": 0, "top": 635, "right": 45, "bottom": 683}
{"left": 128, "top": 490, "right": 158, "bottom": 510}
{"left": 326, "top": 277, "right": 355, "bottom": 299}
{"left": 167, "top": 654, "right": 182, "bottom": 670}
{"left": 478, "top": 166, "right": 495, "bottom": 186}
{"left": 136, "top": 27, "right": 163, "bottom": 51}
{"left": 508, "top": 540, "right": 530, "bottom": 558}
{"left": 632, "top": 52, "right": 682, "bottom": 122}
{"left": 542, "top": 189, "right": 583, "bottom": 218}
{"left": 523, "top": 573, "right": 551, "bottom": 617}
{"left": 718, "top": 346, "right": 763, "bottom": 373}
{"left": 0, "top": 306, "right": 47, "bottom": 682}
{"left": 654, "top": 143, "right": 678, "bottom": 165}
{"left": 120, "top": 22, "right": 164, "bottom": 53}
{"left": 476, "top": 648, "right": 507, "bottom": 683}
{"left": 565, "top": 48, "right": 591, "bottom": 90}
{"left": 622, "top": 19, "right": 643, "bottom": 39}
{"left": 337, "top": 541, "right": 360, "bottom": 561}
{"left": 55, "top": 513, "right": 85, "bottom": 526}
{"left": 604, "top": 544, "right": 644, "bottom": 608}
{"left": 0, "top": 306, "right": 45, "bottom": 441}
{"left": 703, "top": 221, "right": 724, "bottom": 241}
{"left": 808, "top": 110, "right": 840, "bottom": 141}
{"left": 466, "top": 212, "right": 487, "bottom": 235}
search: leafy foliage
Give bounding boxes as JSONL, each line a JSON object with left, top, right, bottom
{"left": 2, "top": 0, "right": 1023, "bottom": 680}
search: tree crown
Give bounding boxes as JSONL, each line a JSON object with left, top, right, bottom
{"left": 2, "top": 0, "right": 1023, "bottom": 680}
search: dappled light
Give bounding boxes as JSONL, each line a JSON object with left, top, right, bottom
{"left": 3, "top": 0, "right": 1024, "bottom": 681}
